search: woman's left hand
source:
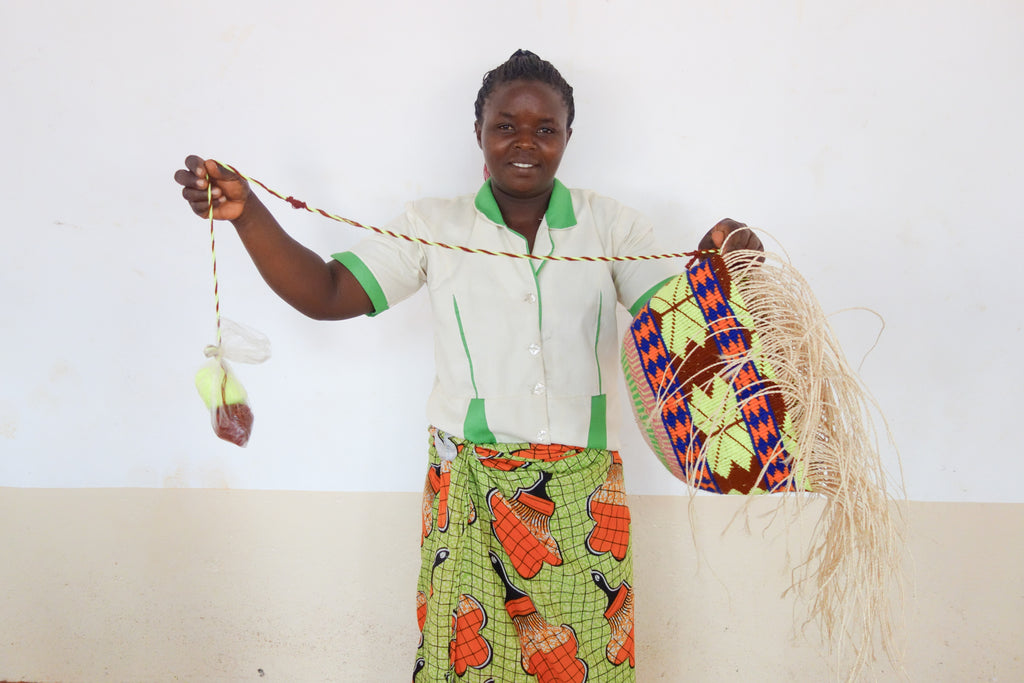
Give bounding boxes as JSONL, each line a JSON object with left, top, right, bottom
{"left": 698, "top": 218, "right": 763, "bottom": 254}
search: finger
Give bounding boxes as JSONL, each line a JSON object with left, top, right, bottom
{"left": 723, "top": 229, "right": 766, "bottom": 257}
{"left": 713, "top": 220, "right": 746, "bottom": 249}
{"left": 182, "top": 186, "right": 222, "bottom": 202}
{"left": 188, "top": 193, "right": 230, "bottom": 213}
{"left": 721, "top": 227, "right": 751, "bottom": 252}
{"left": 713, "top": 218, "right": 744, "bottom": 230}
{"left": 735, "top": 228, "right": 761, "bottom": 251}
{"left": 174, "top": 167, "right": 213, "bottom": 190}
{"left": 174, "top": 168, "right": 195, "bottom": 188}
{"left": 185, "top": 155, "right": 208, "bottom": 176}
{"left": 710, "top": 219, "right": 738, "bottom": 246}
{"left": 183, "top": 184, "right": 212, "bottom": 207}
{"left": 713, "top": 226, "right": 727, "bottom": 249}
{"left": 187, "top": 197, "right": 212, "bottom": 216}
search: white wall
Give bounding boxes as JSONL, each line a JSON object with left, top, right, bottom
{"left": 1, "top": 0, "right": 1021, "bottom": 502}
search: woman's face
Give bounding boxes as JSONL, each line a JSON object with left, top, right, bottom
{"left": 475, "top": 79, "right": 572, "bottom": 202}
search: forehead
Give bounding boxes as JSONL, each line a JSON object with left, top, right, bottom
{"left": 482, "top": 79, "right": 568, "bottom": 122}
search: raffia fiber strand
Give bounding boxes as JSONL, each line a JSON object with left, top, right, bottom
{"left": 634, "top": 245, "right": 905, "bottom": 681}
{"left": 663, "top": 247, "right": 905, "bottom": 682}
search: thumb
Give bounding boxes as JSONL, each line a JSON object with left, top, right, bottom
{"left": 205, "top": 158, "right": 240, "bottom": 182}
{"left": 711, "top": 225, "right": 728, "bottom": 249}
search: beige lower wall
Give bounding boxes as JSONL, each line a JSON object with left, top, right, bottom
{"left": 0, "top": 489, "right": 1020, "bottom": 682}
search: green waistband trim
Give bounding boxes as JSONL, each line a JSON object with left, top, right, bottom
{"left": 464, "top": 398, "right": 497, "bottom": 443}
{"left": 587, "top": 394, "right": 608, "bottom": 450}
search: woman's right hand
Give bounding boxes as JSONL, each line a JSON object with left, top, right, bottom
{"left": 174, "top": 155, "right": 251, "bottom": 221}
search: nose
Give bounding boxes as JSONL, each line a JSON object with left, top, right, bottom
{"left": 513, "top": 130, "right": 536, "bottom": 149}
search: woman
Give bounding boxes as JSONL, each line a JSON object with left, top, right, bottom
{"left": 176, "top": 49, "right": 759, "bottom": 682}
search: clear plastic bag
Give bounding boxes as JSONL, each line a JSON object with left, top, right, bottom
{"left": 195, "top": 319, "right": 271, "bottom": 447}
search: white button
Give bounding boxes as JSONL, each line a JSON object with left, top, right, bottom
{"left": 528, "top": 343, "right": 541, "bottom": 356}
{"left": 537, "top": 429, "right": 549, "bottom": 442}
{"left": 525, "top": 293, "right": 537, "bottom": 304}
{"left": 532, "top": 382, "right": 546, "bottom": 395}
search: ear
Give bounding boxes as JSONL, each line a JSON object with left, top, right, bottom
{"left": 565, "top": 127, "right": 573, "bottom": 144}
{"left": 474, "top": 120, "right": 482, "bottom": 149}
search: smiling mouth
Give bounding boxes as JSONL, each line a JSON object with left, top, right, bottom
{"left": 511, "top": 162, "right": 535, "bottom": 169}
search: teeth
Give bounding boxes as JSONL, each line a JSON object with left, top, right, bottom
{"left": 512, "top": 162, "right": 533, "bottom": 168}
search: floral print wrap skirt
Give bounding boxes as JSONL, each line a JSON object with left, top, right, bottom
{"left": 414, "top": 427, "right": 636, "bottom": 682}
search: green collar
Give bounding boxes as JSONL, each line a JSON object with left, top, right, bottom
{"left": 474, "top": 179, "right": 577, "bottom": 230}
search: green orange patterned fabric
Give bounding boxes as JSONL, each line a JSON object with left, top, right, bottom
{"left": 414, "top": 428, "right": 636, "bottom": 681}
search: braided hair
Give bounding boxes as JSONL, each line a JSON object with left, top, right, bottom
{"left": 474, "top": 50, "right": 575, "bottom": 128}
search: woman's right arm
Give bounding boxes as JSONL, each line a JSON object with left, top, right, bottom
{"left": 174, "top": 156, "right": 373, "bottom": 320}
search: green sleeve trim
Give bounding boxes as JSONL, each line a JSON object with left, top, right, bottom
{"left": 464, "top": 398, "right": 497, "bottom": 444}
{"left": 587, "top": 394, "right": 608, "bottom": 450}
{"left": 331, "top": 251, "right": 389, "bottom": 317}
{"left": 628, "top": 275, "right": 674, "bottom": 317}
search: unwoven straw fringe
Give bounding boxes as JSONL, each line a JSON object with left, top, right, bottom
{"left": 224, "top": 164, "right": 905, "bottom": 681}
{"left": 694, "top": 245, "right": 905, "bottom": 682}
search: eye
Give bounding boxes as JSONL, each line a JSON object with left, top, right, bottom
{"left": 538, "top": 127, "right": 555, "bottom": 135}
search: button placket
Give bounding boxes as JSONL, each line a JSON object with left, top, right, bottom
{"left": 522, "top": 286, "right": 548, "bottom": 445}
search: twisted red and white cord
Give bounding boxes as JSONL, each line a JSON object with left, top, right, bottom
{"left": 208, "top": 183, "right": 222, "bottom": 347}
{"left": 214, "top": 160, "right": 715, "bottom": 264}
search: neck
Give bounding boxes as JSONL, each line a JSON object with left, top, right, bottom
{"left": 491, "top": 184, "right": 551, "bottom": 229}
